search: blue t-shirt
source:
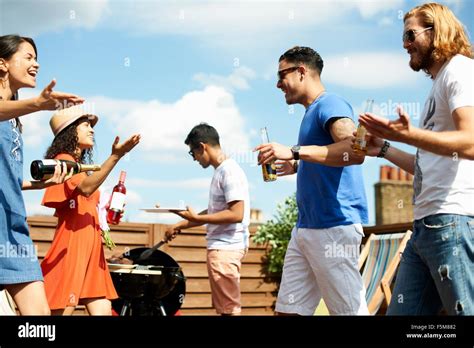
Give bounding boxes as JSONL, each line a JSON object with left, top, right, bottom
{"left": 296, "top": 92, "right": 368, "bottom": 229}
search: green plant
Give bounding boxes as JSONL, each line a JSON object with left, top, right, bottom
{"left": 252, "top": 193, "right": 297, "bottom": 276}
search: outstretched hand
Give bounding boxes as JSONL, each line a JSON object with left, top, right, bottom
{"left": 111, "top": 134, "right": 141, "bottom": 158}
{"left": 36, "top": 79, "right": 85, "bottom": 110}
{"left": 358, "top": 106, "right": 413, "bottom": 143}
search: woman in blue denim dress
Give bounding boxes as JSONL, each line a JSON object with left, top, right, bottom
{"left": 0, "top": 35, "right": 83, "bottom": 314}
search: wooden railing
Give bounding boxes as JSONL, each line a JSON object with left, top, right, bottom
{"left": 28, "top": 216, "right": 412, "bottom": 315}
{"left": 28, "top": 216, "right": 278, "bottom": 315}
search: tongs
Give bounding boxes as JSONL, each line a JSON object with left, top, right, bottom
{"left": 136, "top": 231, "right": 179, "bottom": 262}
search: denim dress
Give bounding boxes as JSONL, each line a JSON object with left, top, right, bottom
{"left": 0, "top": 118, "right": 43, "bottom": 285}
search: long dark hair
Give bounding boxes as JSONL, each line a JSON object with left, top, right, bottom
{"left": 0, "top": 34, "right": 38, "bottom": 133}
{"left": 45, "top": 117, "right": 94, "bottom": 164}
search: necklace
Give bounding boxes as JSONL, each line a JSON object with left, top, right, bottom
{"left": 307, "top": 89, "right": 325, "bottom": 109}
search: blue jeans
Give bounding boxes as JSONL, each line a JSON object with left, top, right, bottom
{"left": 387, "top": 214, "right": 474, "bottom": 315}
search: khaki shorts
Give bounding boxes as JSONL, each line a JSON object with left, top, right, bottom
{"left": 207, "top": 249, "right": 247, "bottom": 315}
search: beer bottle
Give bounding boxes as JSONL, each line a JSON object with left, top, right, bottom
{"left": 260, "top": 127, "right": 277, "bottom": 182}
{"left": 353, "top": 99, "right": 374, "bottom": 154}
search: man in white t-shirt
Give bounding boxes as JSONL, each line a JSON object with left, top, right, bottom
{"left": 359, "top": 3, "right": 474, "bottom": 315}
{"left": 165, "top": 123, "right": 250, "bottom": 315}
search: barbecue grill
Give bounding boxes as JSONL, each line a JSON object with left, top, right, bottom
{"left": 109, "top": 247, "right": 186, "bottom": 316}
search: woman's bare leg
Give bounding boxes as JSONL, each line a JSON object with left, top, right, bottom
{"left": 83, "top": 298, "right": 112, "bottom": 315}
{"left": 5, "top": 281, "right": 50, "bottom": 315}
{"left": 51, "top": 306, "right": 75, "bottom": 316}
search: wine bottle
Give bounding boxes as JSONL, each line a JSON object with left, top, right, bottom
{"left": 107, "top": 171, "right": 127, "bottom": 225}
{"left": 30, "top": 159, "right": 101, "bottom": 180}
{"left": 260, "top": 127, "right": 277, "bottom": 182}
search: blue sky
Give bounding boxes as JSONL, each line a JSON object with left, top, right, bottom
{"left": 2, "top": 0, "right": 473, "bottom": 226}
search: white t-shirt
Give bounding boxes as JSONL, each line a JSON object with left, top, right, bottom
{"left": 207, "top": 158, "right": 250, "bottom": 250}
{"left": 413, "top": 54, "right": 474, "bottom": 220}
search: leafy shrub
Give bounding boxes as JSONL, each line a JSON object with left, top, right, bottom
{"left": 252, "top": 194, "right": 297, "bottom": 276}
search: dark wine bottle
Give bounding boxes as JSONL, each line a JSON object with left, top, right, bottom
{"left": 30, "top": 159, "right": 101, "bottom": 180}
{"left": 107, "top": 171, "right": 127, "bottom": 225}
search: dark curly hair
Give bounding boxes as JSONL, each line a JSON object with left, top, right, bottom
{"left": 45, "top": 117, "right": 94, "bottom": 164}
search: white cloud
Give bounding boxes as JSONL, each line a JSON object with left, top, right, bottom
{"left": 0, "top": 0, "right": 109, "bottom": 36}
{"left": 323, "top": 52, "right": 419, "bottom": 89}
{"left": 378, "top": 16, "right": 395, "bottom": 26}
{"left": 3, "top": 0, "right": 405, "bottom": 42}
{"left": 193, "top": 66, "right": 256, "bottom": 92}
{"left": 90, "top": 85, "right": 251, "bottom": 162}
{"left": 356, "top": 0, "right": 404, "bottom": 19}
{"left": 105, "top": 1, "right": 405, "bottom": 36}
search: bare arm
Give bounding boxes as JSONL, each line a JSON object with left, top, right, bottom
{"left": 76, "top": 135, "right": 140, "bottom": 197}
{"left": 256, "top": 117, "right": 365, "bottom": 167}
{"left": 405, "top": 107, "right": 474, "bottom": 160}
{"left": 359, "top": 106, "right": 474, "bottom": 160}
{"left": 173, "top": 210, "right": 208, "bottom": 230}
{"left": 0, "top": 80, "right": 84, "bottom": 121}
{"left": 22, "top": 162, "right": 74, "bottom": 190}
{"left": 383, "top": 146, "right": 415, "bottom": 175}
{"left": 0, "top": 98, "right": 43, "bottom": 120}
{"left": 174, "top": 201, "right": 244, "bottom": 225}
{"left": 363, "top": 134, "right": 416, "bottom": 175}
{"left": 165, "top": 209, "right": 208, "bottom": 241}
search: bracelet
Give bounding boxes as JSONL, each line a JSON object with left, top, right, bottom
{"left": 377, "top": 141, "right": 391, "bottom": 158}
{"left": 293, "top": 160, "right": 299, "bottom": 173}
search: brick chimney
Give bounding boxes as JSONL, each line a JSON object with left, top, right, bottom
{"left": 250, "top": 208, "right": 263, "bottom": 224}
{"left": 375, "top": 165, "right": 414, "bottom": 225}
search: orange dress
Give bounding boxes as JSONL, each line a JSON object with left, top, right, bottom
{"left": 40, "top": 153, "right": 117, "bottom": 309}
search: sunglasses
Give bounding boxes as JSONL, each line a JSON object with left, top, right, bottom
{"left": 403, "top": 27, "right": 432, "bottom": 42}
{"left": 277, "top": 66, "right": 300, "bottom": 82}
{"left": 188, "top": 144, "right": 202, "bottom": 159}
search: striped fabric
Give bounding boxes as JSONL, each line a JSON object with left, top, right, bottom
{"left": 0, "top": 289, "right": 16, "bottom": 315}
{"left": 361, "top": 233, "right": 406, "bottom": 307}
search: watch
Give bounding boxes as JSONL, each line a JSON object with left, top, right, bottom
{"left": 291, "top": 145, "right": 301, "bottom": 160}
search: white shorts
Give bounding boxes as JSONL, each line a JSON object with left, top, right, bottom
{"left": 275, "top": 224, "right": 369, "bottom": 315}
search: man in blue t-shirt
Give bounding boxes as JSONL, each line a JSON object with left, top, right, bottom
{"left": 256, "top": 46, "right": 369, "bottom": 315}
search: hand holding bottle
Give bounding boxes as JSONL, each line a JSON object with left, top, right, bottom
{"left": 111, "top": 134, "right": 141, "bottom": 159}
{"left": 42, "top": 161, "right": 75, "bottom": 187}
{"left": 107, "top": 171, "right": 127, "bottom": 225}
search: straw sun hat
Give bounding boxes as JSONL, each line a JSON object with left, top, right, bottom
{"left": 50, "top": 105, "right": 98, "bottom": 137}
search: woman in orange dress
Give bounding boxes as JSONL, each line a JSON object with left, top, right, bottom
{"left": 40, "top": 105, "right": 140, "bottom": 315}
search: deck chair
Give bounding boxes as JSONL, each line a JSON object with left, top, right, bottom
{"left": 359, "top": 230, "right": 412, "bottom": 315}
{"left": 0, "top": 289, "right": 17, "bottom": 315}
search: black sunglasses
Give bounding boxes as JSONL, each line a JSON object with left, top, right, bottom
{"left": 403, "top": 27, "right": 432, "bottom": 43}
{"left": 188, "top": 144, "right": 202, "bottom": 159}
{"left": 277, "top": 66, "right": 300, "bottom": 81}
